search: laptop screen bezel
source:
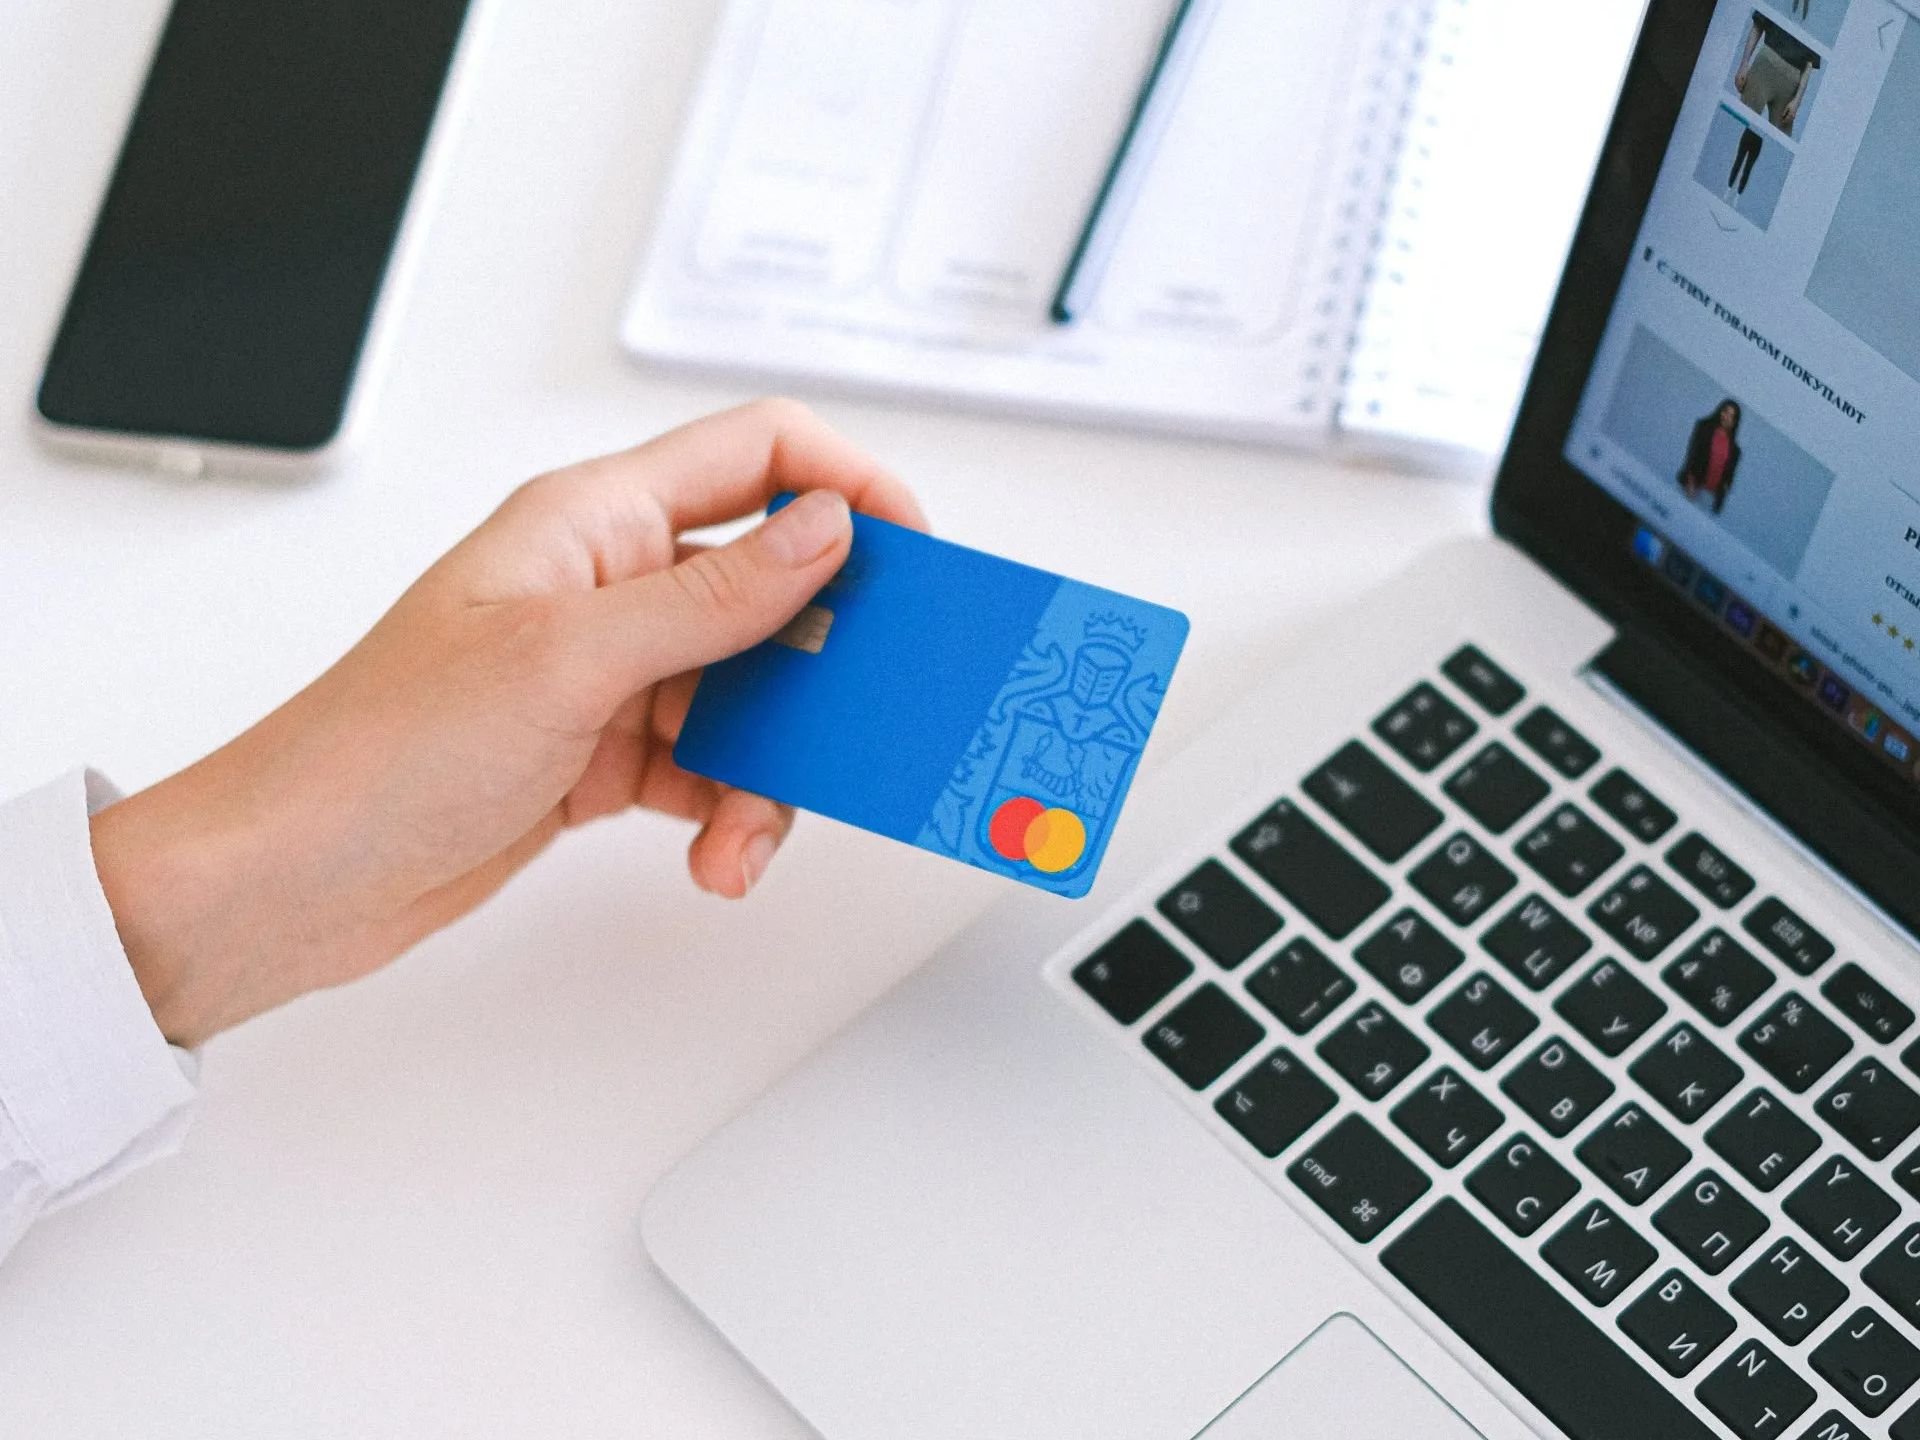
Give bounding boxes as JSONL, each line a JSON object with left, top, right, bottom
{"left": 1490, "top": 0, "right": 1920, "bottom": 940}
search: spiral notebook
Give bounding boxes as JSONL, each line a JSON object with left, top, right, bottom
{"left": 621, "top": 0, "right": 1642, "bottom": 459}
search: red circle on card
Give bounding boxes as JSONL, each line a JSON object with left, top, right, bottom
{"left": 989, "top": 796, "right": 1046, "bottom": 860}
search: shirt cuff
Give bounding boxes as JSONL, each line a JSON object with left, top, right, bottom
{"left": 0, "top": 770, "right": 198, "bottom": 1201}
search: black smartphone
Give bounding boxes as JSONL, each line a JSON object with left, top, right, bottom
{"left": 34, "top": 0, "right": 480, "bottom": 475}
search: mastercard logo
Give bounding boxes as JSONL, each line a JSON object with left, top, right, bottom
{"left": 988, "top": 796, "right": 1087, "bottom": 874}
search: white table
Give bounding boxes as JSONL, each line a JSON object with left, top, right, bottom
{"left": 0, "top": 3, "right": 1484, "bottom": 1433}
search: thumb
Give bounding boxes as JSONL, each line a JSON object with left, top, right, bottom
{"left": 576, "top": 488, "right": 852, "bottom": 701}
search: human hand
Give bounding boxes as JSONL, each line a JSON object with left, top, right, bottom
{"left": 90, "top": 400, "right": 925, "bottom": 1046}
{"left": 1782, "top": 99, "right": 1800, "bottom": 130}
{"left": 1736, "top": 65, "right": 1751, "bottom": 90}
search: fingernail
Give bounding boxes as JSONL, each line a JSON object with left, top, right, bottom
{"left": 761, "top": 490, "right": 850, "bottom": 568}
{"left": 741, "top": 832, "right": 778, "bottom": 892}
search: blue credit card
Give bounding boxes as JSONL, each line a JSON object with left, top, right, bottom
{"left": 674, "top": 498, "right": 1189, "bottom": 897}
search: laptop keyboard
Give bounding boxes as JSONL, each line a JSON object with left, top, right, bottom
{"left": 1067, "top": 643, "right": 1920, "bottom": 1440}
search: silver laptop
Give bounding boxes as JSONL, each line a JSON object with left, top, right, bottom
{"left": 643, "top": 3, "right": 1920, "bottom": 1436}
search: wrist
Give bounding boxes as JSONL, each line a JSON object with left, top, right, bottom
{"left": 90, "top": 756, "right": 280, "bottom": 1047}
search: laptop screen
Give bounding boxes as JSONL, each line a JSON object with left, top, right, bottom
{"left": 1495, "top": 0, "right": 1920, "bottom": 937}
{"left": 1567, "top": 0, "right": 1920, "bottom": 785}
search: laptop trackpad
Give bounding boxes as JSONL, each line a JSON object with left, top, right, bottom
{"left": 1196, "top": 1314, "right": 1485, "bottom": 1439}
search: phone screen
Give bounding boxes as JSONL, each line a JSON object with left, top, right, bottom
{"left": 36, "top": 0, "right": 473, "bottom": 453}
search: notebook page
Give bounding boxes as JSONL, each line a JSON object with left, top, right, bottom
{"left": 623, "top": 0, "right": 1421, "bottom": 444}
{"left": 1340, "top": 0, "right": 1646, "bottom": 459}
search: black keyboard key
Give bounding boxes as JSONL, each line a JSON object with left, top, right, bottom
{"left": 1245, "top": 937, "right": 1354, "bottom": 1035}
{"left": 1811, "top": 1308, "right": 1920, "bottom": 1417}
{"left": 1898, "top": 1143, "right": 1920, "bottom": 1205}
{"left": 1502, "top": 1037, "right": 1614, "bottom": 1138}
{"left": 1390, "top": 1064, "right": 1502, "bottom": 1169}
{"left": 1215, "top": 1048, "right": 1336, "bottom": 1158}
{"left": 1818, "top": 1058, "right": 1920, "bottom": 1161}
{"left": 1669, "top": 832, "right": 1756, "bottom": 909}
{"left": 1663, "top": 929, "right": 1774, "bottom": 1027}
{"left": 1233, "top": 801, "right": 1390, "bottom": 941}
{"left": 1732, "top": 1237, "right": 1848, "bottom": 1344}
{"left": 1372, "top": 681, "right": 1477, "bottom": 773}
{"left": 1518, "top": 803, "right": 1625, "bottom": 898}
{"left": 1409, "top": 832, "right": 1516, "bottom": 927}
{"left": 1073, "top": 921, "right": 1192, "bottom": 1024}
{"left": 1244, "top": 936, "right": 1351, "bottom": 1036}
{"left": 1317, "top": 1001, "right": 1429, "bottom": 1101}
{"left": 1742, "top": 993, "right": 1852, "bottom": 1094}
{"left": 1633, "top": 1023, "right": 1742, "bottom": 1124}
{"left": 1517, "top": 705, "right": 1602, "bottom": 779}
{"left": 1353, "top": 909, "right": 1463, "bottom": 1004}
{"left": 1653, "top": 1169, "right": 1767, "bottom": 1275}
{"left": 1143, "top": 984, "right": 1264, "bottom": 1090}
{"left": 1557, "top": 959, "right": 1668, "bottom": 1058}
{"left": 1697, "top": 1339, "right": 1815, "bottom": 1440}
{"left": 1707, "top": 1089, "right": 1819, "bottom": 1193}
{"left": 1865, "top": 1223, "right": 1920, "bottom": 1331}
{"left": 1429, "top": 972, "right": 1538, "bottom": 1071}
{"left": 1442, "top": 644, "right": 1524, "bottom": 715}
{"left": 1544, "top": 1199, "right": 1657, "bottom": 1306}
{"left": 1744, "top": 898, "right": 1835, "bottom": 976}
{"left": 1591, "top": 768, "right": 1678, "bottom": 843}
{"left": 1287, "top": 1114, "right": 1429, "bottom": 1242}
{"left": 1786, "top": 1155, "right": 1899, "bottom": 1262}
{"left": 1302, "top": 740, "right": 1443, "bottom": 864}
{"left": 1899, "top": 1403, "right": 1920, "bottom": 1440}
{"left": 1578, "top": 1101, "right": 1690, "bottom": 1206}
{"left": 1482, "top": 893, "right": 1592, "bottom": 991}
{"left": 1823, "top": 963, "right": 1914, "bottom": 1045}
{"left": 1469, "top": 1132, "right": 1580, "bottom": 1236}
{"left": 1814, "top": 1411, "right": 1878, "bottom": 1440}
{"left": 1620, "top": 1268, "right": 1737, "bottom": 1378}
{"left": 1444, "top": 742, "right": 1549, "bottom": 835}
{"left": 1157, "top": 860, "right": 1280, "bottom": 970}
{"left": 1384, "top": 1201, "right": 1719, "bottom": 1439}
{"left": 1589, "top": 865, "right": 1700, "bottom": 962}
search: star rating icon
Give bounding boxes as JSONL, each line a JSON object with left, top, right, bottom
{"left": 1869, "top": 611, "right": 1920, "bottom": 654}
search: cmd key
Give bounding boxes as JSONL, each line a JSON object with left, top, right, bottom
{"left": 1233, "top": 801, "right": 1390, "bottom": 941}
{"left": 1288, "top": 1114, "right": 1429, "bottom": 1243}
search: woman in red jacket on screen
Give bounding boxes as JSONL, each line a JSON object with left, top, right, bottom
{"left": 1680, "top": 399, "right": 1742, "bottom": 515}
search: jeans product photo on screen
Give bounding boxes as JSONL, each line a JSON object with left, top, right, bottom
{"left": 1692, "top": 104, "right": 1792, "bottom": 229}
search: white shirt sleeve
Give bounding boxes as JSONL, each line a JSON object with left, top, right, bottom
{"left": 0, "top": 770, "right": 198, "bottom": 1262}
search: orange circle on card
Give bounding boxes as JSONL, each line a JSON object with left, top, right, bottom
{"left": 989, "top": 796, "right": 1046, "bottom": 860}
{"left": 1023, "top": 808, "right": 1087, "bottom": 874}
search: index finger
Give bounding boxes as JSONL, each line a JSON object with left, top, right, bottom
{"left": 564, "top": 397, "right": 928, "bottom": 536}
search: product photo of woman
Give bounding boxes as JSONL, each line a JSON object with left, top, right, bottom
{"left": 1735, "top": 11, "right": 1822, "bottom": 134}
{"left": 1680, "top": 399, "right": 1744, "bottom": 514}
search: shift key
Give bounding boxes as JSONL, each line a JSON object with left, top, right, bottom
{"left": 1235, "top": 801, "right": 1392, "bottom": 940}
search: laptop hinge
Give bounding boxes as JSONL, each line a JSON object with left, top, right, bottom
{"left": 1590, "top": 630, "right": 1920, "bottom": 949}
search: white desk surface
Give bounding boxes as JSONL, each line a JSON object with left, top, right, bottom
{"left": 0, "top": 2, "right": 1486, "bottom": 1434}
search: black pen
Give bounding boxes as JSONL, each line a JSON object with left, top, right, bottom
{"left": 1050, "top": 0, "right": 1224, "bottom": 325}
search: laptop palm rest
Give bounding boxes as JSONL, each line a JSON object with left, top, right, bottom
{"left": 1197, "top": 1314, "right": 1485, "bottom": 1440}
